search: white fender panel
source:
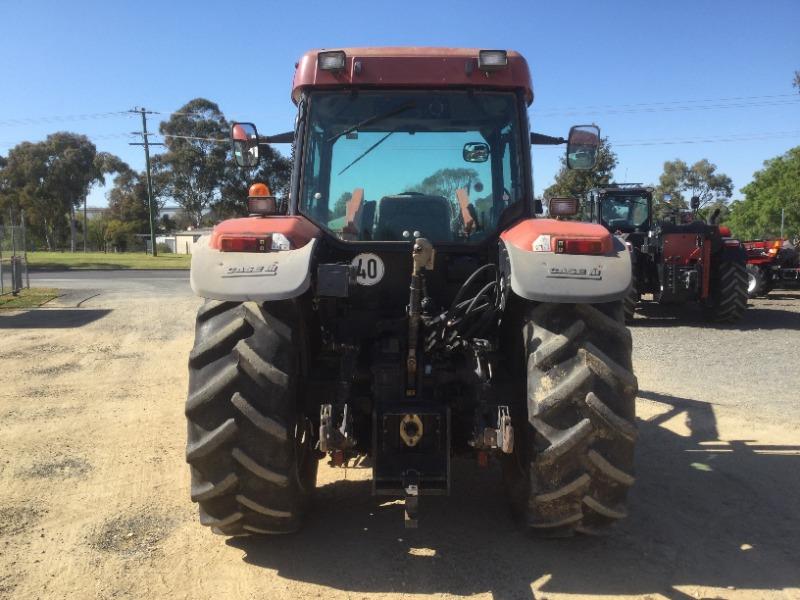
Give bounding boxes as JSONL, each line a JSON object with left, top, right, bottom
{"left": 503, "top": 236, "right": 631, "bottom": 303}
{"left": 190, "top": 235, "right": 317, "bottom": 301}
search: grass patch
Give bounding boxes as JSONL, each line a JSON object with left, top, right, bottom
{"left": 26, "top": 251, "right": 190, "bottom": 270}
{"left": 0, "top": 287, "right": 59, "bottom": 309}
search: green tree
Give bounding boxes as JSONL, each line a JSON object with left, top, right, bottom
{"left": 84, "top": 213, "right": 111, "bottom": 252}
{"left": 727, "top": 146, "right": 800, "bottom": 240}
{"left": 654, "top": 158, "right": 733, "bottom": 218}
{"left": 0, "top": 134, "right": 122, "bottom": 250}
{"left": 159, "top": 99, "right": 229, "bottom": 226}
{"left": 543, "top": 138, "right": 617, "bottom": 206}
{"left": 104, "top": 218, "right": 140, "bottom": 251}
{"left": 158, "top": 98, "right": 291, "bottom": 224}
{"left": 105, "top": 164, "right": 166, "bottom": 235}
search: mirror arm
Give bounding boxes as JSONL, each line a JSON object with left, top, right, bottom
{"left": 530, "top": 132, "right": 567, "bottom": 146}
{"left": 259, "top": 131, "right": 295, "bottom": 144}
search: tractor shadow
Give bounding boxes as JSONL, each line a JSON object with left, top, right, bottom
{"left": 632, "top": 300, "right": 800, "bottom": 331}
{"left": 228, "top": 392, "right": 800, "bottom": 600}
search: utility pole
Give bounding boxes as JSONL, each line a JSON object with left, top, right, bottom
{"left": 780, "top": 207, "right": 785, "bottom": 240}
{"left": 129, "top": 107, "right": 164, "bottom": 256}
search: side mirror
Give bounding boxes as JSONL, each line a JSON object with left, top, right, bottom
{"left": 566, "top": 125, "right": 600, "bottom": 170}
{"left": 549, "top": 197, "right": 579, "bottom": 217}
{"left": 463, "top": 142, "right": 489, "bottom": 163}
{"left": 231, "top": 122, "right": 260, "bottom": 168}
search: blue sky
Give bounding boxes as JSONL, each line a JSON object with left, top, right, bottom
{"left": 1, "top": 0, "right": 798, "bottom": 207}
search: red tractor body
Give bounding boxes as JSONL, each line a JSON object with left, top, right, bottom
{"left": 185, "top": 48, "right": 638, "bottom": 536}
{"left": 743, "top": 238, "right": 800, "bottom": 297}
{"left": 292, "top": 47, "right": 534, "bottom": 104}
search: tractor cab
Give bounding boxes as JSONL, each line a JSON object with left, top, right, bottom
{"left": 587, "top": 184, "right": 653, "bottom": 236}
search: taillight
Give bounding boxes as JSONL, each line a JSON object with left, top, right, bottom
{"left": 554, "top": 238, "right": 604, "bottom": 255}
{"left": 219, "top": 233, "right": 292, "bottom": 252}
{"left": 221, "top": 236, "right": 269, "bottom": 252}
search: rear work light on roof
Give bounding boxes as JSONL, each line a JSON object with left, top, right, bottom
{"left": 478, "top": 50, "right": 508, "bottom": 71}
{"left": 219, "top": 233, "right": 292, "bottom": 253}
{"left": 318, "top": 50, "right": 346, "bottom": 71}
{"left": 554, "top": 238, "right": 605, "bottom": 255}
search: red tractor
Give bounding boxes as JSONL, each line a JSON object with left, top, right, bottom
{"left": 186, "top": 48, "right": 637, "bottom": 537}
{"left": 743, "top": 238, "right": 800, "bottom": 297}
{"left": 585, "top": 187, "right": 748, "bottom": 322}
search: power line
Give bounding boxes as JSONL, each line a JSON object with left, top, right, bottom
{"left": 535, "top": 98, "right": 800, "bottom": 118}
{"left": 533, "top": 129, "right": 800, "bottom": 148}
{"left": 0, "top": 91, "right": 797, "bottom": 128}
{"left": 0, "top": 109, "right": 213, "bottom": 130}
{"left": 0, "top": 111, "right": 132, "bottom": 127}
{"left": 0, "top": 132, "right": 137, "bottom": 150}
{"left": 615, "top": 130, "right": 800, "bottom": 147}
{"left": 160, "top": 133, "right": 227, "bottom": 143}
{"left": 535, "top": 93, "right": 799, "bottom": 113}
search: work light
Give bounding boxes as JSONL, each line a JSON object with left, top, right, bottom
{"left": 318, "top": 50, "right": 346, "bottom": 71}
{"left": 477, "top": 50, "right": 508, "bottom": 71}
{"left": 548, "top": 197, "right": 579, "bottom": 217}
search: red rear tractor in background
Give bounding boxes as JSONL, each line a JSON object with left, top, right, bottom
{"left": 585, "top": 185, "right": 748, "bottom": 322}
{"left": 744, "top": 238, "right": 800, "bottom": 297}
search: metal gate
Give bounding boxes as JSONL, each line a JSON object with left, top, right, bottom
{"left": 0, "top": 211, "right": 30, "bottom": 296}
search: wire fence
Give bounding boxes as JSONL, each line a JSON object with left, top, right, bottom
{"left": 0, "top": 213, "right": 30, "bottom": 296}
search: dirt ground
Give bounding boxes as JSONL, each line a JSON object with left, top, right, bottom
{"left": 1, "top": 286, "right": 799, "bottom": 600}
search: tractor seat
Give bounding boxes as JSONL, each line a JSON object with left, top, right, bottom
{"left": 373, "top": 195, "right": 453, "bottom": 241}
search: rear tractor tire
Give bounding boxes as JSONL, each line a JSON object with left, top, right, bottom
{"left": 504, "top": 301, "right": 638, "bottom": 535}
{"left": 186, "top": 299, "right": 318, "bottom": 536}
{"left": 623, "top": 281, "right": 638, "bottom": 323}
{"left": 706, "top": 260, "right": 748, "bottom": 323}
{"left": 746, "top": 264, "right": 768, "bottom": 299}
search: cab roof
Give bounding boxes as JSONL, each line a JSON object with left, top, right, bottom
{"left": 291, "top": 47, "right": 533, "bottom": 105}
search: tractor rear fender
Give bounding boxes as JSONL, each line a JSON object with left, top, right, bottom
{"left": 716, "top": 241, "right": 747, "bottom": 265}
{"left": 499, "top": 219, "right": 632, "bottom": 303}
{"left": 190, "top": 216, "right": 321, "bottom": 302}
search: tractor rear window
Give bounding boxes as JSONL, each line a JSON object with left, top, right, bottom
{"left": 600, "top": 194, "right": 650, "bottom": 231}
{"left": 300, "top": 91, "right": 524, "bottom": 243}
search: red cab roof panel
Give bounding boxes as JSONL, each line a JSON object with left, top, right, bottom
{"left": 292, "top": 47, "right": 533, "bottom": 105}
